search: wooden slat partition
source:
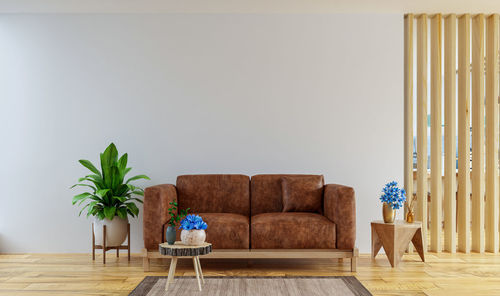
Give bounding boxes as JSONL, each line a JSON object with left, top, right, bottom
{"left": 405, "top": 13, "right": 500, "bottom": 253}
{"left": 457, "top": 14, "right": 471, "bottom": 253}
{"left": 416, "top": 14, "right": 428, "bottom": 251}
{"left": 444, "top": 14, "right": 457, "bottom": 253}
{"left": 404, "top": 14, "right": 414, "bottom": 223}
{"left": 430, "top": 14, "right": 442, "bottom": 252}
{"left": 485, "top": 14, "right": 499, "bottom": 253}
{"left": 471, "top": 14, "right": 485, "bottom": 253}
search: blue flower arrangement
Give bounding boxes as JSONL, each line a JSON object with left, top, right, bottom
{"left": 179, "top": 214, "right": 208, "bottom": 231}
{"left": 380, "top": 181, "right": 406, "bottom": 210}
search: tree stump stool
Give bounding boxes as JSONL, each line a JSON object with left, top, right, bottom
{"left": 159, "top": 242, "right": 212, "bottom": 292}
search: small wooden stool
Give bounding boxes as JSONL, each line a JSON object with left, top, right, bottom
{"left": 92, "top": 223, "right": 131, "bottom": 264}
{"left": 371, "top": 220, "right": 425, "bottom": 267}
{"left": 159, "top": 242, "right": 212, "bottom": 292}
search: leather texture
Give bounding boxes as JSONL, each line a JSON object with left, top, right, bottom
{"left": 281, "top": 175, "right": 324, "bottom": 213}
{"left": 177, "top": 174, "right": 250, "bottom": 216}
{"left": 251, "top": 174, "right": 324, "bottom": 215}
{"left": 143, "top": 184, "right": 177, "bottom": 251}
{"left": 251, "top": 212, "right": 336, "bottom": 249}
{"left": 196, "top": 213, "right": 250, "bottom": 249}
{"left": 324, "top": 184, "right": 356, "bottom": 249}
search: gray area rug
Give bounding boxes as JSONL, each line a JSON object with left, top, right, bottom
{"left": 129, "top": 276, "right": 372, "bottom": 296}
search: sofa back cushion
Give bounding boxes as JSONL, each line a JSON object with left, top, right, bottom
{"left": 177, "top": 174, "right": 250, "bottom": 216}
{"left": 251, "top": 174, "right": 324, "bottom": 215}
{"left": 281, "top": 175, "right": 324, "bottom": 213}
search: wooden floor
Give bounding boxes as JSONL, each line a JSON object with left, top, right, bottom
{"left": 1, "top": 252, "right": 500, "bottom": 295}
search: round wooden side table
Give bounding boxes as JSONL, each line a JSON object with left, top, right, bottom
{"left": 159, "top": 241, "right": 212, "bottom": 292}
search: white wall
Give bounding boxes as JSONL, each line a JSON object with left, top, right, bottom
{"left": 1, "top": 0, "right": 500, "bottom": 14}
{"left": 0, "top": 14, "right": 403, "bottom": 253}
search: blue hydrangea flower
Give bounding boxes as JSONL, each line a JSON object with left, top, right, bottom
{"left": 179, "top": 214, "right": 208, "bottom": 230}
{"left": 380, "top": 181, "right": 406, "bottom": 210}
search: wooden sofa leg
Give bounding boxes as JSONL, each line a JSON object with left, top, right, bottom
{"left": 142, "top": 248, "right": 150, "bottom": 272}
{"left": 351, "top": 247, "right": 359, "bottom": 272}
{"left": 143, "top": 257, "right": 150, "bottom": 271}
{"left": 351, "top": 256, "right": 357, "bottom": 272}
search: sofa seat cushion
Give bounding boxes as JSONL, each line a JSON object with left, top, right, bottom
{"left": 197, "top": 213, "right": 249, "bottom": 249}
{"left": 251, "top": 212, "right": 336, "bottom": 249}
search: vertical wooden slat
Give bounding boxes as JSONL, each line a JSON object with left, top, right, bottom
{"left": 416, "top": 14, "right": 428, "bottom": 251}
{"left": 404, "top": 14, "right": 414, "bottom": 223}
{"left": 485, "top": 13, "right": 499, "bottom": 253}
{"left": 444, "top": 14, "right": 457, "bottom": 253}
{"left": 457, "top": 14, "right": 471, "bottom": 253}
{"left": 471, "top": 13, "right": 485, "bottom": 253}
{"left": 430, "top": 14, "right": 443, "bottom": 253}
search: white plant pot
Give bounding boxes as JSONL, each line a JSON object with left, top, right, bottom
{"left": 180, "top": 229, "right": 206, "bottom": 246}
{"left": 94, "top": 216, "right": 128, "bottom": 247}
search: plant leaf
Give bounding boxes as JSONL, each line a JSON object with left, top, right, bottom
{"left": 86, "top": 201, "right": 99, "bottom": 216}
{"left": 78, "top": 159, "right": 102, "bottom": 176}
{"left": 78, "top": 177, "right": 93, "bottom": 183}
{"left": 131, "top": 190, "right": 144, "bottom": 196}
{"left": 126, "top": 175, "right": 150, "bottom": 184}
{"left": 97, "top": 211, "right": 105, "bottom": 220}
{"left": 72, "top": 192, "right": 92, "bottom": 205}
{"left": 70, "top": 183, "right": 97, "bottom": 191}
{"left": 118, "top": 153, "right": 128, "bottom": 171}
{"left": 88, "top": 195, "right": 103, "bottom": 202}
{"left": 124, "top": 167, "right": 132, "bottom": 177}
{"left": 78, "top": 175, "right": 105, "bottom": 189}
{"left": 129, "top": 197, "right": 143, "bottom": 204}
{"left": 125, "top": 202, "right": 139, "bottom": 216}
{"left": 85, "top": 174, "right": 103, "bottom": 181}
{"left": 115, "top": 184, "right": 130, "bottom": 196}
{"left": 126, "top": 209, "right": 137, "bottom": 218}
{"left": 117, "top": 207, "right": 127, "bottom": 219}
{"left": 118, "top": 153, "right": 128, "bottom": 183}
{"left": 111, "top": 166, "right": 121, "bottom": 191}
{"left": 96, "top": 189, "right": 110, "bottom": 198}
{"left": 113, "top": 196, "right": 127, "bottom": 203}
{"left": 78, "top": 203, "right": 90, "bottom": 216}
{"left": 101, "top": 143, "right": 118, "bottom": 188}
{"left": 78, "top": 197, "right": 91, "bottom": 206}
{"left": 104, "top": 206, "right": 116, "bottom": 220}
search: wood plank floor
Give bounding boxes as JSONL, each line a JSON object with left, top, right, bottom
{"left": 1, "top": 252, "right": 500, "bottom": 295}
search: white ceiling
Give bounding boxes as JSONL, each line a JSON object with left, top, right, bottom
{"left": 0, "top": 0, "right": 499, "bottom": 14}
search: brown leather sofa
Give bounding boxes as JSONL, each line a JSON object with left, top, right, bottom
{"left": 142, "top": 174, "right": 357, "bottom": 271}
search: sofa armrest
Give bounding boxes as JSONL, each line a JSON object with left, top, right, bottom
{"left": 324, "top": 184, "right": 356, "bottom": 249}
{"left": 143, "top": 184, "right": 177, "bottom": 250}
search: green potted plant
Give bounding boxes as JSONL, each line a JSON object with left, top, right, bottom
{"left": 166, "top": 200, "right": 189, "bottom": 245}
{"left": 71, "top": 143, "right": 149, "bottom": 246}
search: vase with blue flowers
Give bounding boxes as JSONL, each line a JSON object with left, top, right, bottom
{"left": 166, "top": 200, "right": 190, "bottom": 245}
{"left": 180, "top": 214, "right": 208, "bottom": 246}
{"left": 380, "top": 181, "right": 406, "bottom": 223}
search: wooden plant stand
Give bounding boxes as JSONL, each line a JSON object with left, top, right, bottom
{"left": 92, "top": 223, "right": 131, "bottom": 264}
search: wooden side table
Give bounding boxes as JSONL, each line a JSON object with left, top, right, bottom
{"left": 371, "top": 220, "right": 425, "bottom": 267}
{"left": 159, "top": 242, "right": 212, "bottom": 292}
